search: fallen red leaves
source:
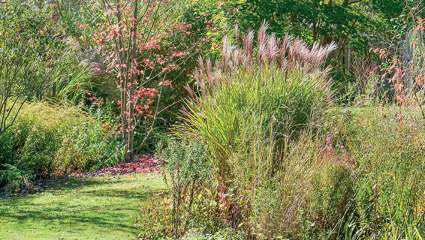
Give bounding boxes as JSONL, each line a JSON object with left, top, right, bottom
{"left": 72, "top": 155, "right": 160, "bottom": 177}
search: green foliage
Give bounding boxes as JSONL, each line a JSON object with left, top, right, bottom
{"left": 168, "top": 100, "right": 425, "bottom": 239}
{"left": 335, "top": 107, "right": 425, "bottom": 238}
{"left": 133, "top": 0, "right": 238, "bottom": 153}
{"left": 233, "top": 0, "right": 425, "bottom": 97}
{"left": 0, "top": 1, "right": 48, "bottom": 134}
{"left": 247, "top": 135, "right": 318, "bottom": 239}
{"left": 181, "top": 228, "right": 243, "bottom": 240}
{"left": 305, "top": 162, "right": 354, "bottom": 238}
{"left": 55, "top": 0, "right": 102, "bottom": 49}
{"left": 156, "top": 138, "right": 213, "bottom": 238}
{"left": 15, "top": 118, "right": 62, "bottom": 177}
{"left": 139, "top": 194, "right": 242, "bottom": 240}
{"left": 138, "top": 195, "right": 174, "bottom": 239}
{"left": 0, "top": 0, "right": 102, "bottom": 137}
{"left": 238, "top": 107, "right": 424, "bottom": 239}
{"left": 50, "top": 52, "right": 94, "bottom": 104}
{"left": 157, "top": 138, "right": 210, "bottom": 183}
{"left": 56, "top": 122, "right": 124, "bottom": 173}
{"left": 178, "top": 66, "right": 331, "bottom": 176}
{"left": 0, "top": 102, "right": 124, "bottom": 192}
{"left": 0, "top": 164, "right": 27, "bottom": 193}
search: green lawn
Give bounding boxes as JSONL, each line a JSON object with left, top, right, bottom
{"left": 0, "top": 174, "right": 166, "bottom": 240}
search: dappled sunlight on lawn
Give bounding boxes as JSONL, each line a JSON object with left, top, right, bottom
{"left": 0, "top": 174, "right": 166, "bottom": 240}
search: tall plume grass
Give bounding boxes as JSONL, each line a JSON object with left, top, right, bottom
{"left": 192, "top": 22, "right": 337, "bottom": 97}
{"left": 170, "top": 23, "right": 337, "bottom": 237}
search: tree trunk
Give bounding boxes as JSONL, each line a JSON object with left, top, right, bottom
{"left": 125, "top": 0, "right": 139, "bottom": 162}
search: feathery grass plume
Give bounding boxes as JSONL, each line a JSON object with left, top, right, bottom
{"left": 267, "top": 33, "right": 278, "bottom": 64}
{"left": 193, "top": 22, "right": 337, "bottom": 93}
{"left": 280, "top": 33, "right": 291, "bottom": 59}
{"left": 234, "top": 25, "right": 240, "bottom": 45}
{"left": 243, "top": 31, "right": 254, "bottom": 65}
{"left": 222, "top": 36, "right": 232, "bottom": 71}
{"left": 257, "top": 22, "right": 269, "bottom": 64}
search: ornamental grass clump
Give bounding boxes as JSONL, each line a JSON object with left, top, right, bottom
{"left": 171, "top": 23, "right": 337, "bottom": 237}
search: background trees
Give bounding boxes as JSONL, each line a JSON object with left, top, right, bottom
{"left": 0, "top": 2, "right": 48, "bottom": 135}
{"left": 234, "top": 0, "right": 425, "bottom": 96}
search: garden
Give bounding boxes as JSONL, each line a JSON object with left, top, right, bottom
{"left": 0, "top": 0, "right": 424, "bottom": 239}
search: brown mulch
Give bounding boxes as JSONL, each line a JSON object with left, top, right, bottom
{"left": 72, "top": 155, "right": 160, "bottom": 177}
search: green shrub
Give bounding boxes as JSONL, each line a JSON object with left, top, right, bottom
{"left": 0, "top": 129, "right": 15, "bottom": 165}
{"left": 0, "top": 102, "right": 124, "bottom": 191}
{"left": 181, "top": 228, "right": 243, "bottom": 240}
{"left": 156, "top": 138, "right": 216, "bottom": 238}
{"left": 15, "top": 118, "right": 62, "bottom": 177}
{"left": 0, "top": 164, "right": 27, "bottom": 193}
{"left": 138, "top": 195, "right": 173, "bottom": 240}
{"left": 157, "top": 138, "right": 211, "bottom": 185}
{"left": 56, "top": 122, "right": 124, "bottom": 173}
{"left": 311, "top": 163, "right": 354, "bottom": 224}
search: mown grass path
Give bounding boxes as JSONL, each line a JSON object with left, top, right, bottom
{"left": 0, "top": 174, "right": 166, "bottom": 240}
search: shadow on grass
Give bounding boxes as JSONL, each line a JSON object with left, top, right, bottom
{"left": 0, "top": 175, "right": 165, "bottom": 236}
{"left": 80, "top": 188, "right": 149, "bottom": 199}
{"left": 43, "top": 176, "right": 127, "bottom": 191}
{"left": 1, "top": 174, "right": 142, "bottom": 199}
{"left": 0, "top": 204, "right": 140, "bottom": 233}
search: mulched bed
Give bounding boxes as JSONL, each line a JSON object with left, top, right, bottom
{"left": 72, "top": 155, "right": 160, "bottom": 177}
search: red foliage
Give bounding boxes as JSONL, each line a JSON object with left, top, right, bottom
{"left": 72, "top": 155, "right": 160, "bottom": 177}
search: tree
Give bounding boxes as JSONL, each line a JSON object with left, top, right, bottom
{"left": 97, "top": 0, "right": 188, "bottom": 161}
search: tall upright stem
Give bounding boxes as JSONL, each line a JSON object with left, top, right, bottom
{"left": 125, "top": 0, "right": 139, "bottom": 161}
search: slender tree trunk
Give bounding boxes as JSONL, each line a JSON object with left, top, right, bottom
{"left": 125, "top": 0, "right": 139, "bottom": 162}
{"left": 113, "top": 0, "right": 128, "bottom": 148}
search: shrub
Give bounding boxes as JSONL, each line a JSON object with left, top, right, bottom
{"left": 156, "top": 137, "right": 214, "bottom": 238}
{"left": 138, "top": 194, "right": 173, "bottom": 240}
{"left": 0, "top": 164, "right": 27, "bottom": 193}
{"left": 55, "top": 122, "right": 124, "bottom": 173}
{"left": 0, "top": 102, "right": 124, "bottom": 191}
{"left": 0, "top": 129, "right": 16, "bottom": 165}
{"left": 181, "top": 228, "right": 243, "bottom": 240}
